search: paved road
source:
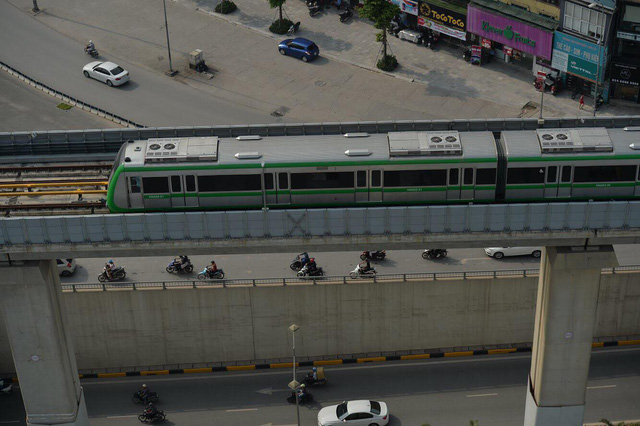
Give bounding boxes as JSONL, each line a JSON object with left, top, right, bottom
{"left": 60, "top": 245, "right": 640, "bottom": 284}
{"left": 2, "top": 347, "right": 640, "bottom": 425}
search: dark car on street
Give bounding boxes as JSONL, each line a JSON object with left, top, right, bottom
{"left": 278, "top": 38, "right": 320, "bottom": 62}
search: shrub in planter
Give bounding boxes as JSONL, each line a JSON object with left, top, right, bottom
{"left": 215, "top": 0, "right": 237, "bottom": 14}
{"left": 377, "top": 54, "right": 398, "bottom": 71}
{"left": 269, "top": 18, "right": 293, "bottom": 35}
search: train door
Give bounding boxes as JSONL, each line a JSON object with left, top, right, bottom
{"left": 276, "top": 172, "right": 291, "bottom": 204}
{"left": 170, "top": 176, "right": 185, "bottom": 207}
{"left": 460, "top": 168, "right": 475, "bottom": 200}
{"left": 127, "top": 176, "right": 144, "bottom": 209}
{"left": 185, "top": 175, "right": 198, "bottom": 207}
{"left": 264, "top": 173, "right": 276, "bottom": 206}
{"left": 355, "top": 171, "right": 367, "bottom": 202}
{"left": 447, "top": 168, "right": 460, "bottom": 200}
{"left": 558, "top": 165, "right": 572, "bottom": 198}
{"left": 369, "top": 170, "right": 382, "bottom": 202}
{"left": 544, "top": 166, "right": 559, "bottom": 198}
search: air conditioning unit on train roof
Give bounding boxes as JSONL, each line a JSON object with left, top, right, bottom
{"left": 536, "top": 128, "right": 613, "bottom": 153}
{"left": 144, "top": 137, "right": 218, "bottom": 163}
{"left": 388, "top": 131, "right": 462, "bottom": 156}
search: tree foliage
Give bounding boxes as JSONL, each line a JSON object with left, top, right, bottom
{"left": 268, "top": 0, "right": 287, "bottom": 26}
{"left": 359, "top": 0, "right": 400, "bottom": 68}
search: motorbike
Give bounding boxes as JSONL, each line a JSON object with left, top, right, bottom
{"left": 463, "top": 48, "right": 472, "bottom": 62}
{"left": 287, "top": 21, "right": 301, "bottom": 36}
{"left": 197, "top": 267, "right": 225, "bottom": 280}
{"left": 287, "top": 390, "right": 313, "bottom": 404}
{"left": 98, "top": 266, "right": 126, "bottom": 282}
{"left": 360, "top": 250, "right": 386, "bottom": 261}
{"left": 349, "top": 263, "right": 377, "bottom": 279}
{"left": 339, "top": 7, "right": 353, "bottom": 23}
{"left": 166, "top": 257, "right": 193, "bottom": 273}
{"left": 137, "top": 410, "right": 166, "bottom": 423}
{"left": 297, "top": 261, "right": 324, "bottom": 277}
{"left": 307, "top": 0, "right": 322, "bottom": 17}
{"left": 84, "top": 45, "right": 99, "bottom": 58}
{"left": 596, "top": 95, "right": 604, "bottom": 110}
{"left": 0, "top": 379, "right": 13, "bottom": 395}
{"left": 424, "top": 30, "right": 438, "bottom": 50}
{"left": 290, "top": 253, "right": 310, "bottom": 270}
{"left": 388, "top": 16, "right": 405, "bottom": 36}
{"left": 302, "top": 367, "right": 327, "bottom": 386}
{"left": 132, "top": 391, "right": 159, "bottom": 404}
{"left": 422, "top": 249, "right": 448, "bottom": 259}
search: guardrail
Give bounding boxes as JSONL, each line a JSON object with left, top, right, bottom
{"left": 60, "top": 265, "right": 640, "bottom": 292}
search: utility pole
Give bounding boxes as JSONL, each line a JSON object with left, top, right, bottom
{"left": 162, "top": 0, "right": 178, "bottom": 77}
{"left": 32, "top": 0, "right": 39, "bottom": 12}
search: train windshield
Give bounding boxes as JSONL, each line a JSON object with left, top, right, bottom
{"left": 109, "top": 142, "right": 128, "bottom": 182}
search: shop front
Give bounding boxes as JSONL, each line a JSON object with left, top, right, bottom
{"left": 418, "top": 0, "right": 467, "bottom": 43}
{"left": 467, "top": 0, "right": 555, "bottom": 70}
{"left": 611, "top": 62, "right": 640, "bottom": 103}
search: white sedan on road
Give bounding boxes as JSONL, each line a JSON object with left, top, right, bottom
{"left": 82, "top": 61, "right": 129, "bottom": 87}
{"left": 318, "top": 400, "right": 389, "bottom": 426}
{"left": 484, "top": 247, "right": 542, "bottom": 259}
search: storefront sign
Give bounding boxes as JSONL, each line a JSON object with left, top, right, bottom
{"left": 611, "top": 63, "right": 640, "bottom": 87}
{"left": 388, "top": 0, "right": 402, "bottom": 6}
{"left": 418, "top": 1, "right": 466, "bottom": 32}
{"left": 482, "top": 38, "right": 492, "bottom": 48}
{"left": 551, "top": 31, "right": 606, "bottom": 83}
{"left": 467, "top": 6, "right": 553, "bottom": 59}
{"left": 418, "top": 18, "right": 467, "bottom": 40}
{"left": 401, "top": 0, "right": 418, "bottom": 15}
{"left": 617, "top": 31, "right": 640, "bottom": 42}
{"left": 503, "top": 46, "right": 513, "bottom": 56}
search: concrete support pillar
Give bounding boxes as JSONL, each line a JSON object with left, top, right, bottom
{"left": 0, "top": 260, "right": 89, "bottom": 425}
{"left": 524, "top": 246, "right": 617, "bottom": 426}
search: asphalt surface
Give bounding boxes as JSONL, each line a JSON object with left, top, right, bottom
{"left": 2, "top": 347, "right": 640, "bottom": 425}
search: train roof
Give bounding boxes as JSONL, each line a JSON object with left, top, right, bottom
{"left": 501, "top": 127, "right": 640, "bottom": 159}
{"left": 120, "top": 131, "right": 498, "bottom": 168}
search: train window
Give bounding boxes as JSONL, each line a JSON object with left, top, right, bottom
{"left": 573, "top": 165, "right": 636, "bottom": 182}
{"left": 449, "top": 169, "right": 459, "bottom": 185}
{"left": 463, "top": 168, "right": 473, "bottom": 185}
{"left": 198, "top": 174, "right": 261, "bottom": 192}
{"left": 372, "top": 170, "right": 381, "bottom": 187}
{"left": 507, "top": 167, "right": 545, "bottom": 184}
{"left": 561, "top": 166, "right": 572, "bottom": 183}
{"left": 291, "top": 172, "right": 354, "bottom": 189}
{"left": 357, "top": 171, "right": 366, "bottom": 187}
{"left": 130, "top": 177, "right": 141, "bottom": 193}
{"left": 142, "top": 177, "right": 169, "bottom": 194}
{"left": 185, "top": 175, "right": 196, "bottom": 192}
{"left": 547, "top": 166, "right": 558, "bottom": 183}
{"left": 279, "top": 173, "right": 289, "bottom": 189}
{"left": 384, "top": 170, "right": 447, "bottom": 187}
{"left": 476, "top": 169, "right": 496, "bottom": 185}
{"left": 171, "top": 176, "right": 181, "bottom": 192}
{"left": 264, "top": 173, "right": 274, "bottom": 190}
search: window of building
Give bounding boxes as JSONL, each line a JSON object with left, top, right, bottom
{"left": 573, "top": 165, "right": 636, "bottom": 182}
{"left": 384, "top": 170, "right": 447, "bottom": 187}
{"left": 564, "top": 2, "right": 605, "bottom": 39}
{"left": 291, "top": 172, "right": 354, "bottom": 189}
{"left": 142, "top": 177, "right": 169, "bottom": 194}
{"left": 620, "top": 4, "right": 640, "bottom": 31}
{"left": 198, "top": 174, "right": 262, "bottom": 192}
{"left": 507, "top": 167, "right": 545, "bottom": 184}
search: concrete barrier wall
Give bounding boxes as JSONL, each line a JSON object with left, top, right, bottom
{"left": 1, "top": 272, "right": 639, "bottom": 374}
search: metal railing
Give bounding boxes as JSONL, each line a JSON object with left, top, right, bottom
{"left": 60, "top": 265, "right": 640, "bottom": 292}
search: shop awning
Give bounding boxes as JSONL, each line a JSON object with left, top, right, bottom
{"left": 424, "top": 0, "right": 468, "bottom": 16}
{"left": 470, "top": 0, "right": 558, "bottom": 32}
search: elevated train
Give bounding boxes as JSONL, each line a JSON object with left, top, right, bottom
{"left": 106, "top": 127, "right": 640, "bottom": 213}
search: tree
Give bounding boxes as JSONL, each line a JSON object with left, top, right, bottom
{"left": 268, "top": 0, "right": 286, "bottom": 27}
{"left": 359, "top": 0, "right": 400, "bottom": 70}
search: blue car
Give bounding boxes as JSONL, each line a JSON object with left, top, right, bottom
{"left": 278, "top": 38, "right": 320, "bottom": 62}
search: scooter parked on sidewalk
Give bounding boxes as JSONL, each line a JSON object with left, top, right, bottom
{"left": 307, "top": 0, "right": 322, "bottom": 17}
{"left": 287, "top": 21, "right": 301, "bottom": 36}
{"left": 339, "top": 7, "right": 353, "bottom": 23}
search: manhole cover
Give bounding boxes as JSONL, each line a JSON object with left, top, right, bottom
{"left": 271, "top": 106, "right": 290, "bottom": 117}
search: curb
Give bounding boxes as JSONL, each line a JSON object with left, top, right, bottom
{"left": 4, "top": 338, "right": 639, "bottom": 383}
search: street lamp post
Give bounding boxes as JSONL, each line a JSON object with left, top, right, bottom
{"left": 589, "top": 2, "right": 610, "bottom": 117}
{"left": 32, "top": 0, "right": 39, "bottom": 12}
{"left": 288, "top": 324, "right": 300, "bottom": 426}
{"left": 162, "top": 0, "right": 178, "bottom": 77}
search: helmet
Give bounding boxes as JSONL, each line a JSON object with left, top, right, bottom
{"left": 211, "top": 260, "right": 215, "bottom": 263}
{"left": 312, "top": 367, "right": 317, "bottom": 372}
{"left": 89, "top": 40, "right": 92, "bottom": 43}
{"left": 109, "top": 259, "right": 113, "bottom": 263}
{"left": 300, "top": 384, "right": 305, "bottom": 388}
{"left": 142, "top": 384, "right": 147, "bottom": 388}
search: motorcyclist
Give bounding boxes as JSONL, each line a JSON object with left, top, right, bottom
{"left": 138, "top": 383, "right": 150, "bottom": 400}
{"left": 144, "top": 402, "right": 158, "bottom": 419}
{"left": 312, "top": 367, "right": 318, "bottom": 381}
{"left": 86, "top": 40, "right": 95, "bottom": 52}
{"left": 306, "top": 258, "right": 317, "bottom": 274}
{"left": 206, "top": 260, "right": 218, "bottom": 277}
{"left": 296, "top": 383, "right": 307, "bottom": 399}
{"left": 299, "top": 252, "right": 310, "bottom": 266}
{"left": 359, "top": 258, "right": 371, "bottom": 273}
{"left": 104, "top": 259, "right": 116, "bottom": 279}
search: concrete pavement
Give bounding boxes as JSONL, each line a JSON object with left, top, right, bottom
{"left": 5, "top": 0, "right": 638, "bottom": 126}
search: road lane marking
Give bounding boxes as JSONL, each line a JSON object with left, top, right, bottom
{"left": 227, "top": 408, "right": 258, "bottom": 412}
{"left": 586, "top": 385, "right": 616, "bottom": 390}
{"left": 466, "top": 393, "right": 498, "bottom": 398}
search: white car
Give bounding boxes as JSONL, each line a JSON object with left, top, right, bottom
{"left": 318, "top": 400, "right": 389, "bottom": 426}
{"left": 82, "top": 61, "right": 129, "bottom": 87}
{"left": 56, "top": 258, "right": 77, "bottom": 276}
{"left": 484, "top": 247, "right": 542, "bottom": 259}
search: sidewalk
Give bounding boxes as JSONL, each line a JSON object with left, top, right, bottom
{"left": 11, "top": 0, "right": 640, "bottom": 123}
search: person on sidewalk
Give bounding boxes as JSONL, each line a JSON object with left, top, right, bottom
{"left": 579, "top": 95, "right": 585, "bottom": 110}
